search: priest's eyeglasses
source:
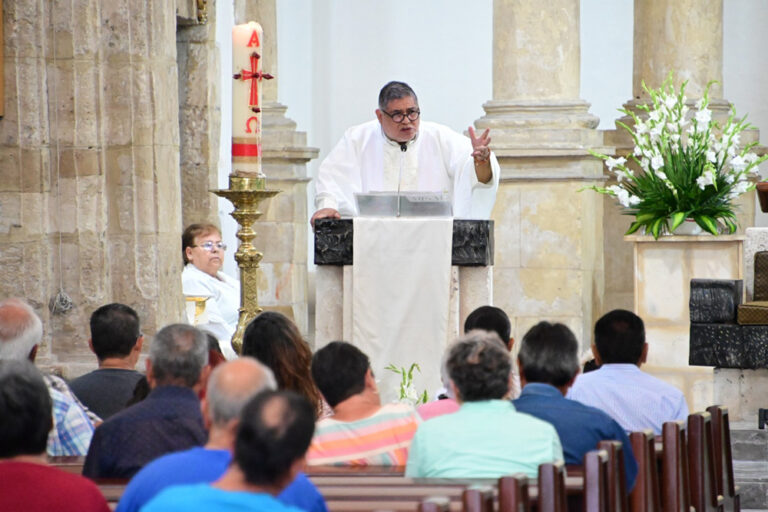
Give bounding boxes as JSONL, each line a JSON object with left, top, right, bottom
{"left": 382, "top": 108, "right": 420, "bottom": 123}
{"left": 194, "top": 241, "right": 227, "bottom": 252}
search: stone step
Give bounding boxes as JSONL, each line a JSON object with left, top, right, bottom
{"left": 732, "top": 423, "right": 768, "bottom": 509}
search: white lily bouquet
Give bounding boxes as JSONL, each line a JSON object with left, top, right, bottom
{"left": 588, "top": 73, "right": 767, "bottom": 238}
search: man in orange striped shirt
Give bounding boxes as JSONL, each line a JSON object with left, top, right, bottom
{"left": 307, "top": 342, "right": 420, "bottom": 466}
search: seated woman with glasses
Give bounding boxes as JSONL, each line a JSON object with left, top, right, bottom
{"left": 181, "top": 223, "right": 239, "bottom": 359}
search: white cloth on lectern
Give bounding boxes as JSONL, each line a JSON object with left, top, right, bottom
{"left": 352, "top": 217, "right": 453, "bottom": 404}
{"left": 181, "top": 264, "right": 239, "bottom": 360}
{"left": 315, "top": 120, "right": 499, "bottom": 219}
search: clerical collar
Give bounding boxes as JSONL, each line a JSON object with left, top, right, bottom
{"left": 382, "top": 127, "right": 419, "bottom": 150}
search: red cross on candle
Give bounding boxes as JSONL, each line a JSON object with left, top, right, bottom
{"left": 233, "top": 52, "right": 274, "bottom": 113}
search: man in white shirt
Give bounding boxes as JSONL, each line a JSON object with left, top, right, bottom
{"left": 311, "top": 81, "right": 500, "bottom": 225}
{"left": 567, "top": 309, "right": 689, "bottom": 434}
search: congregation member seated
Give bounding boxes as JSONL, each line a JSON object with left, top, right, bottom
{"left": 0, "top": 298, "right": 96, "bottom": 456}
{"left": 419, "top": 305, "right": 517, "bottom": 420}
{"left": 568, "top": 309, "right": 689, "bottom": 434}
{"left": 0, "top": 360, "right": 109, "bottom": 512}
{"left": 70, "top": 303, "right": 145, "bottom": 420}
{"left": 513, "top": 321, "right": 637, "bottom": 490}
{"left": 242, "top": 311, "right": 326, "bottom": 418}
{"left": 116, "top": 358, "right": 327, "bottom": 512}
{"left": 181, "top": 222, "right": 239, "bottom": 359}
{"left": 307, "top": 341, "right": 421, "bottom": 465}
{"left": 83, "top": 324, "right": 209, "bottom": 479}
{"left": 405, "top": 331, "right": 563, "bottom": 478}
{"left": 142, "top": 390, "right": 316, "bottom": 512}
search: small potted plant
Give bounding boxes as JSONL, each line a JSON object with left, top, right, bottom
{"left": 587, "top": 73, "right": 767, "bottom": 239}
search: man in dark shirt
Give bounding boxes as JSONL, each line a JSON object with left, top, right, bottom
{"left": 512, "top": 321, "right": 638, "bottom": 491}
{"left": 83, "top": 324, "right": 209, "bottom": 479}
{"left": 70, "top": 304, "right": 145, "bottom": 419}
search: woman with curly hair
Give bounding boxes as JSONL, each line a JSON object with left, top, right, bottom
{"left": 242, "top": 312, "right": 326, "bottom": 418}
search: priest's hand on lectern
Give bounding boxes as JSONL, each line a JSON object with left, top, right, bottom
{"left": 311, "top": 207, "right": 341, "bottom": 228}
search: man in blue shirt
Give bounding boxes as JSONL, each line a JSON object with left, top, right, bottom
{"left": 117, "top": 358, "right": 326, "bottom": 512}
{"left": 142, "top": 390, "right": 317, "bottom": 512}
{"left": 83, "top": 324, "right": 210, "bottom": 479}
{"left": 513, "top": 321, "right": 637, "bottom": 490}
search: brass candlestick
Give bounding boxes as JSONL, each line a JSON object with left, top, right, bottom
{"left": 212, "top": 175, "right": 280, "bottom": 354}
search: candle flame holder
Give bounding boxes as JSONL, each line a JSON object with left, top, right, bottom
{"left": 212, "top": 176, "right": 280, "bottom": 354}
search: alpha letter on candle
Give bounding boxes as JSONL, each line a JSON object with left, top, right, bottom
{"left": 232, "top": 22, "right": 273, "bottom": 178}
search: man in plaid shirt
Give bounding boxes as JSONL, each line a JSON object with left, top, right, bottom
{"left": 0, "top": 298, "right": 97, "bottom": 455}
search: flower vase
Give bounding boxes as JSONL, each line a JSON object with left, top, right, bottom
{"left": 672, "top": 219, "right": 706, "bottom": 236}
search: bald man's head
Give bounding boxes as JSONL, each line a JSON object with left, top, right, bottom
{"left": 0, "top": 298, "right": 42, "bottom": 362}
{"left": 205, "top": 357, "right": 277, "bottom": 428}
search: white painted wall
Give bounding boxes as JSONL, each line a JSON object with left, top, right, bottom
{"left": 214, "top": 0, "right": 768, "bottom": 273}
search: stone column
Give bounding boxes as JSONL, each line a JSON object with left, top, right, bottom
{"left": 0, "top": 1, "right": 184, "bottom": 376}
{"left": 235, "top": 0, "right": 319, "bottom": 336}
{"left": 178, "top": 1, "right": 220, "bottom": 224}
{"left": 475, "top": 0, "right": 606, "bottom": 349}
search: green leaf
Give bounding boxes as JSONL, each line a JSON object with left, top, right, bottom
{"left": 624, "top": 221, "right": 644, "bottom": 236}
{"left": 694, "top": 215, "right": 719, "bottom": 235}
{"left": 650, "top": 217, "right": 665, "bottom": 239}
{"left": 669, "top": 212, "right": 687, "bottom": 232}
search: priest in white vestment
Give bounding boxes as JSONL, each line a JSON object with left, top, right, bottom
{"left": 311, "top": 81, "right": 500, "bottom": 225}
{"left": 311, "top": 82, "right": 500, "bottom": 401}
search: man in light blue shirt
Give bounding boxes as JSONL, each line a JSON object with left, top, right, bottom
{"left": 405, "top": 332, "right": 563, "bottom": 478}
{"left": 568, "top": 309, "right": 689, "bottom": 435}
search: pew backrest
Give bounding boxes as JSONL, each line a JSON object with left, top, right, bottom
{"left": 661, "top": 420, "right": 691, "bottom": 512}
{"left": 706, "top": 404, "right": 740, "bottom": 512}
{"left": 584, "top": 449, "right": 610, "bottom": 512}
{"left": 688, "top": 412, "right": 723, "bottom": 512}
{"left": 629, "top": 429, "right": 661, "bottom": 512}
{"left": 598, "top": 440, "right": 629, "bottom": 512}
{"left": 538, "top": 461, "right": 568, "bottom": 512}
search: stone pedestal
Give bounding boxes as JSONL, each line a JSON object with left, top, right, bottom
{"left": 627, "top": 234, "right": 744, "bottom": 411}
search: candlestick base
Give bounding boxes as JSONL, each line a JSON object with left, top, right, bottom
{"left": 212, "top": 175, "right": 280, "bottom": 355}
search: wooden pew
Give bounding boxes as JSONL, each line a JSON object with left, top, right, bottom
{"left": 47, "top": 455, "right": 86, "bottom": 475}
{"left": 419, "top": 496, "right": 452, "bottom": 512}
{"left": 661, "top": 420, "right": 691, "bottom": 512}
{"left": 462, "top": 486, "right": 495, "bottom": 512}
{"left": 584, "top": 450, "right": 610, "bottom": 512}
{"left": 498, "top": 475, "right": 530, "bottom": 512}
{"left": 629, "top": 430, "right": 661, "bottom": 512}
{"left": 706, "top": 405, "right": 740, "bottom": 512}
{"left": 687, "top": 412, "right": 723, "bottom": 512}
{"left": 538, "top": 461, "right": 568, "bottom": 512}
{"left": 597, "top": 441, "right": 629, "bottom": 512}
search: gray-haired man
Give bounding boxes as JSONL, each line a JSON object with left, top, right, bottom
{"left": 83, "top": 324, "right": 210, "bottom": 479}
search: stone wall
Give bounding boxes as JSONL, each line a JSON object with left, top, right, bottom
{"left": 0, "top": 1, "right": 184, "bottom": 377}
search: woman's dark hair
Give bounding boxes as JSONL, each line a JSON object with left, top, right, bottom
{"left": 242, "top": 312, "right": 323, "bottom": 417}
